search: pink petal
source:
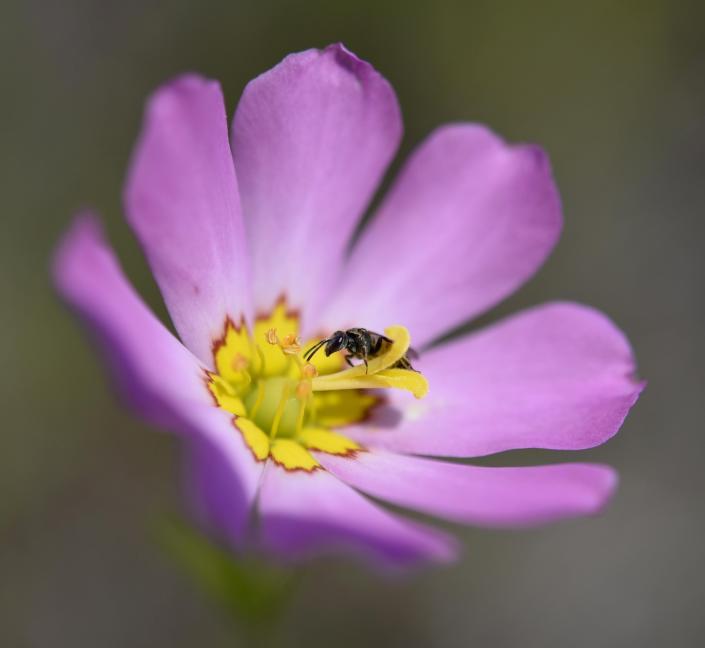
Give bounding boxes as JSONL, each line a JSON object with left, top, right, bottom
{"left": 231, "top": 44, "right": 402, "bottom": 331}
{"left": 53, "top": 215, "right": 263, "bottom": 547}
{"left": 182, "top": 411, "right": 265, "bottom": 550}
{"left": 319, "top": 451, "right": 618, "bottom": 528}
{"left": 125, "top": 74, "right": 251, "bottom": 366}
{"left": 53, "top": 214, "right": 209, "bottom": 422}
{"left": 257, "top": 463, "right": 457, "bottom": 567}
{"left": 321, "top": 124, "right": 562, "bottom": 347}
{"left": 346, "top": 302, "right": 644, "bottom": 457}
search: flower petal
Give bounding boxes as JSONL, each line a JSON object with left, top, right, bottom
{"left": 182, "top": 411, "right": 266, "bottom": 549}
{"left": 257, "top": 463, "right": 458, "bottom": 567}
{"left": 53, "top": 214, "right": 209, "bottom": 423}
{"left": 299, "top": 427, "right": 360, "bottom": 455}
{"left": 53, "top": 215, "right": 263, "bottom": 547}
{"left": 319, "top": 451, "right": 618, "bottom": 528}
{"left": 321, "top": 125, "right": 562, "bottom": 347}
{"left": 231, "top": 44, "right": 402, "bottom": 330}
{"left": 270, "top": 438, "right": 321, "bottom": 472}
{"left": 125, "top": 74, "right": 251, "bottom": 366}
{"left": 344, "top": 302, "right": 644, "bottom": 457}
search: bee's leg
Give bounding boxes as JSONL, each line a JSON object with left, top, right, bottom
{"left": 363, "top": 355, "right": 369, "bottom": 374}
{"left": 344, "top": 355, "right": 355, "bottom": 368}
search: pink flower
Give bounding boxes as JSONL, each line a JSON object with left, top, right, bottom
{"left": 53, "top": 44, "right": 643, "bottom": 566}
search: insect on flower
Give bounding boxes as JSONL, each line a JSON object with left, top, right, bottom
{"left": 53, "top": 43, "right": 644, "bottom": 567}
{"left": 303, "top": 327, "right": 419, "bottom": 372}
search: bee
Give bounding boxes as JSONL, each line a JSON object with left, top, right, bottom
{"left": 303, "top": 327, "right": 418, "bottom": 373}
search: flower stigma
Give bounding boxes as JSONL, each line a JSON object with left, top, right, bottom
{"left": 206, "top": 301, "right": 428, "bottom": 471}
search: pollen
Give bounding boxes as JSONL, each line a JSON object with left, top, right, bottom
{"left": 206, "top": 301, "right": 426, "bottom": 471}
{"left": 280, "top": 333, "right": 302, "bottom": 355}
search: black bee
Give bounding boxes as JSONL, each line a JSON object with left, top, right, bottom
{"left": 303, "top": 327, "right": 418, "bottom": 373}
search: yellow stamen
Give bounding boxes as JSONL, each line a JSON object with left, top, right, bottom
{"left": 295, "top": 380, "right": 313, "bottom": 400}
{"left": 280, "top": 333, "right": 302, "bottom": 355}
{"left": 294, "top": 396, "right": 307, "bottom": 437}
{"left": 266, "top": 328, "right": 279, "bottom": 345}
{"left": 269, "top": 382, "right": 291, "bottom": 439}
{"left": 301, "top": 363, "right": 318, "bottom": 379}
{"left": 316, "top": 368, "right": 428, "bottom": 399}
{"left": 312, "top": 325, "right": 428, "bottom": 398}
{"left": 207, "top": 301, "right": 425, "bottom": 472}
{"left": 293, "top": 360, "right": 316, "bottom": 435}
{"left": 248, "top": 380, "right": 266, "bottom": 419}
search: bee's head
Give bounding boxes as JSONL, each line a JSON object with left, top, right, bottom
{"left": 324, "top": 330, "right": 348, "bottom": 356}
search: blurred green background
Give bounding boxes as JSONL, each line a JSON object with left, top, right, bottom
{"left": 2, "top": 0, "right": 704, "bottom": 645}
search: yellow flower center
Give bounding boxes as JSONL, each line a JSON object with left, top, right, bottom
{"left": 206, "top": 301, "right": 428, "bottom": 471}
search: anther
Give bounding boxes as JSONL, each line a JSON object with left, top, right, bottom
{"left": 280, "top": 333, "right": 302, "bottom": 355}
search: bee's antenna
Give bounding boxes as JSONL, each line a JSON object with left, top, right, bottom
{"left": 303, "top": 338, "right": 328, "bottom": 362}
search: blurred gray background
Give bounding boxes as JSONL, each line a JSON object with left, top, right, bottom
{"left": 2, "top": 0, "right": 704, "bottom": 646}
